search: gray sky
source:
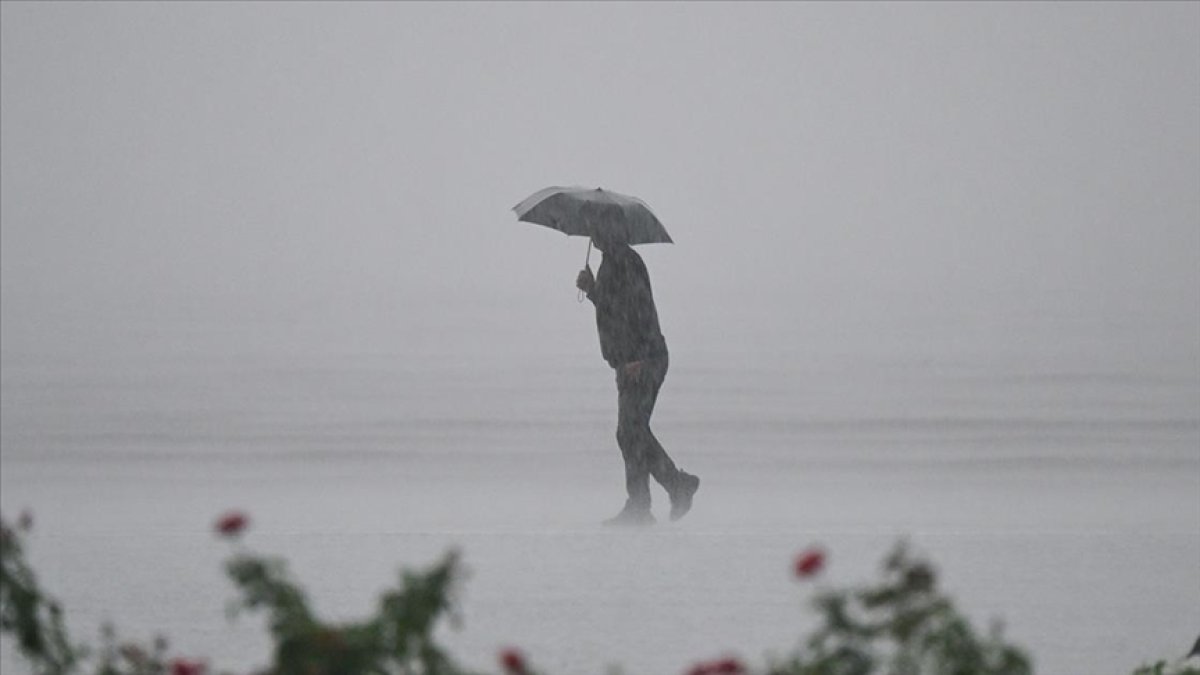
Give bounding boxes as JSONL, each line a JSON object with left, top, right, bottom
{"left": 2, "top": 2, "right": 1197, "bottom": 364}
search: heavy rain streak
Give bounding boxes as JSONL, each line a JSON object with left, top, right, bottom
{"left": 2, "top": 3, "right": 1197, "bottom": 675}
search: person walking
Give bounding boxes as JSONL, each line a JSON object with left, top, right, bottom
{"left": 575, "top": 233, "right": 699, "bottom": 525}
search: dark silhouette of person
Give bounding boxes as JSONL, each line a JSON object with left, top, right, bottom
{"left": 576, "top": 233, "right": 699, "bottom": 525}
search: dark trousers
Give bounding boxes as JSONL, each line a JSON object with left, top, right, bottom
{"left": 616, "top": 355, "right": 680, "bottom": 509}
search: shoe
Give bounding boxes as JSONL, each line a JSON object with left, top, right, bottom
{"left": 669, "top": 472, "right": 700, "bottom": 521}
{"left": 604, "top": 504, "right": 655, "bottom": 527}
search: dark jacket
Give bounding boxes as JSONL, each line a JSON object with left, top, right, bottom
{"left": 586, "top": 245, "right": 668, "bottom": 369}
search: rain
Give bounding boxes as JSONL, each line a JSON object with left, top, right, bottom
{"left": 2, "top": 3, "right": 1198, "bottom": 674}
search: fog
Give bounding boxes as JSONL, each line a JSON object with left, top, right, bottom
{"left": 2, "top": 3, "right": 1199, "bottom": 674}
{"left": 3, "top": 2, "right": 1198, "bottom": 364}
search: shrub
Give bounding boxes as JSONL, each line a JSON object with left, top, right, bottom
{"left": 2, "top": 511, "right": 1195, "bottom": 675}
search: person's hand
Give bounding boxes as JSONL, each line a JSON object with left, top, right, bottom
{"left": 575, "top": 267, "right": 594, "bottom": 294}
{"left": 622, "top": 361, "right": 644, "bottom": 380}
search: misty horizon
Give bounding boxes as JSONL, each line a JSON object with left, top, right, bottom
{"left": 3, "top": 2, "right": 1197, "bottom": 365}
{"left": 2, "top": 3, "right": 1198, "bottom": 674}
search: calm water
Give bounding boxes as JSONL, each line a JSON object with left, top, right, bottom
{"left": 2, "top": 296, "right": 1198, "bottom": 674}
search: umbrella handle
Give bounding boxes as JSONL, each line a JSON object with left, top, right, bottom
{"left": 577, "top": 240, "right": 593, "bottom": 303}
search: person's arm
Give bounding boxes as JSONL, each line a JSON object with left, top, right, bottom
{"left": 576, "top": 266, "right": 598, "bottom": 303}
{"left": 579, "top": 263, "right": 617, "bottom": 309}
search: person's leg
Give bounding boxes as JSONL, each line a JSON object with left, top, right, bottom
{"left": 617, "top": 414, "right": 652, "bottom": 511}
{"left": 639, "top": 356, "right": 700, "bottom": 521}
{"left": 608, "top": 367, "right": 653, "bottom": 524}
{"left": 639, "top": 357, "right": 681, "bottom": 490}
{"left": 609, "top": 357, "right": 699, "bottom": 524}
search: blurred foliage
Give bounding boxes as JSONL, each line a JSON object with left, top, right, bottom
{"left": 223, "top": 547, "right": 468, "bottom": 675}
{"left": 1132, "top": 664, "right": 1200, "bottom": 675}
{"left": 0, "top": 515, "right": 81, "bottom": 675}
{"left": 2, "top": 512, "right": 1195, "bottom": 675}
{"left": 765, "top": 542, "right": 1032, "bottom": 675}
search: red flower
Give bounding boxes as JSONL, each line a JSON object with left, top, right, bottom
{"left": 169, "top": 658, "right": 206, "bottom": 675}
{"left": 686, "top": 657, "right": 744, "bottom": 675}
{"left": 498, "top": 647, "right": 527, "bottom": 674}
{"left": 794, "top": 547, "right": 826, "bottom": 578}
{"left": 711, "top": 658, "right": 745, "bottom": 674}
{"left": 214, "top": 512, "right": 249, "bottom": 538}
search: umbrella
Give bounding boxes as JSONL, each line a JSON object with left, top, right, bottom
{"left": 512, "top": 185, "right": 672, "bottom": 255}
{"left": 512, "top": 186, "right": 673, "bottom": 245}
{"left": 513, "top": 186, "right": 673, "bottom": 300}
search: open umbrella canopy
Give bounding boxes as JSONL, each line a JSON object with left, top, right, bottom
{"left": 512, "top": 186, "right": 673, "bottom": 246}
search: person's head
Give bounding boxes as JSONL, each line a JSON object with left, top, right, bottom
{"left": 590, "top": 233, "right": 627, "bottom": 254}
